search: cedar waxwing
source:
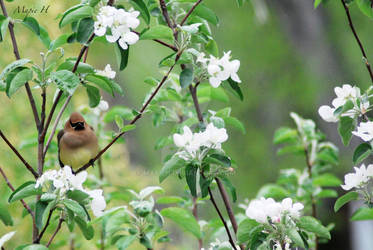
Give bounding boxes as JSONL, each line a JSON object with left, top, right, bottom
{"left": 58, "top": 112, "right": 99, "bottom": 170}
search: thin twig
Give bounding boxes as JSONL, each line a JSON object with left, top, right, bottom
{"left": 189, "top": 84, "right": 204, "bottom": 122}
{"left": 46, "top": 218, "right": 63, "bottom": 247}
{"left": 35, "top": 209, "right": 55, "bottom": 243}
{"left": 206, "top": 183, "right": 237, "bottom": 250}
{"left": 76, "top": 50, "right": 183, "bottom": 173}
{"left": 0, "top": 130, "right": 38, "bottom": 178}
{"left": 133, "top": 31, "right": 177, "bottom": 51}
{"left": 159, "top": 0, "right": 174, "bottom": 30}
{"left": 180, "top": 0, "right": 203, "bottom": 26}
{"left": 0, "top": 0, "right": 40, "bottom": 130}
{"left": 340, "top": 0, "right": 373, "bottom": 82}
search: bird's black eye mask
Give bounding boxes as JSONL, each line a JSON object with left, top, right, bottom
{"left": 70, "top": 120, "right": 85, "bottom": 131}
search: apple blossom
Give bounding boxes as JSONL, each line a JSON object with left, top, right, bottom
{"left": 96, "top": 64, "right": 116, "bottom": 79}
{"left": 94, "top": 6, "right": 140, "bottom": 50}
{"left": 86, "top": 189, "right": 107, "bottom": 217}
{"left": 341, "top": 164, "right": 373, "bottom": 190}
{"left": 352, "top": 121, "right": 373, "bottom": 142}
{"left": 318, "top": 84, "right": 369, "bottom": 123}
{"left": 0, "top": 231, "right": 15, "bottom": 248}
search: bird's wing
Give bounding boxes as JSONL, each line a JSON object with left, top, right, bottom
{"left": 57, "top": 130, "right": 65, "bottom": 168}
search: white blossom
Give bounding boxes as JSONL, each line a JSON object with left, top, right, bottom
{"left": 35, "top": 166, "right": 106, "bottom": 217}
{"left": 0, "top": 231, "right": 16, "bottom": 248}
{"left": 245, "top": 197, "right": 303, "bottom": 224}
{"left": 98, "top": 100, "right": 109, "bottom": 112}
{"left": 352, "top": 121, "right": 373, "bottom": 142}
{"left": 173, "top": 123, "right": 228, "bottom": 161}
{"left": 341, "top": 164, "right": 373, "bottom": 190}
{"left": 96, "top": 64, "right": 116, "bottom": 79}
{"left": 197, "top": 51, "right": 241, "bottom": 88}
{"left": 94, "top": 6, "right": 140, "bottom": 50}
{"left": 318, "top": 84, "right": 369, "bottom": 123}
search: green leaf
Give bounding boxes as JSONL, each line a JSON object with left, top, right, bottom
{"left": 297, "top": 216, "right": 331, "bottom": 239}
{"left": 140, "top": 25, "right": 174, "bottom": 41}
{"left": 115, "top": 42, "right": 130, "bottom": 71}
{"left": 122, "top": 124, "right": 136, "bottom": 132}
{"left": 8, "top": 181, "right": 42, "bottom": 203}
{"left": 50, "top": 70, "right": 80, "bottom": 95}
{"left": 22, "top": 245, "right": 49, "bottom": 250}
{"left": 159, "top": 156, "right": 186, "bottom": 183}
{"left": 199, "top": 174, "right": 212, "bottom": 198}
{"left": 156, "top": 196, "right": 185, "bottom": 204}
{"left": 57, "top": 60, "right": 95, "bottom": 74}
{"left": 60, "top": 5, "right": 94, "bottom": 28}
{"left": 209, "top": 154, "right": 231, "bottom": 167}
{"left": 35, "top": 200, "right": 49, "bottom": 230}
{"left": 161, "top": 207, "right": 202, "bottom": 238}
{"left": 0, "top": 203, "right": 13, "bottom": 226}
{"left": 49, "top": 34, "right": 69, "bottom": 51}
{"left": 314, "top": 0, "right": 322, "bottom": 8}
{"left": 220, "top": 177, "right": 237, "bottom": 202}
{"left": 223, "top": 117, "right": 246, "bottom": 134}
{"left": 86, "top": 84, "right": 101, "bottom": 108}
{"left": 185, "top": 164, "right": 198, "bottom": 197}
{"left": 7, "top": 68, "right": 33, "bottom": 97}
{"left": 316, "top": 189, "right": 338, "bottom": 199}
{"left": 237, "top": 218, "right": 259, "bottom": 244}
{"left": 222, "top": 78, "right": 243, "bottom": 101}
{"left": 179, "top": 68, "right": 194, "bottom": 88}
{"left": 192, "top": 4, "right": 219, "bottom": 25}
{"left": 353, "top": 143, "right": 372, "bottom": 164}
{"left": 0, "top": 15, "right": 10, "bottom": 42}
{"left": 287, "top": 228, "right": 305, "bottom": 248}
{"left": 22, "top": 17, "right": 40, "bottom": 36}
{"left": 312, "top": 173, "right": 342, "bottom": 187}
{"left": 104, "top": 106, "right": 134, "bottom": 122}
{"left": 273, "top": 127, "right": 298, "bottom": 144}
{"left": 334, "top": 191, "right": 359, "bottom": 212}
{"left": 357, "top": 0, "right": 373, "bottom": 18}
{"left": 66, "top": 190, "right": 90, "bottom": 205}
{"left": 63, "top": 199, "right": 87, "bottom": 220}
{"left": 39, "top": 26, "right": 51, "bottom": 48}
{"left": 116, "top": 235, "right": 136, "bottom": 249}
{"left": 75, "top": 216, "right": 94, "bottom": 239}
{"left": 85, "top": 74, "right": 114, "bottom": 95}
{"left": 0, "top": 59, "right": 31, "bottom": 80}
{"left": 334, "top": 99, "right": 354, "bottom": 116}
{"left": 140, "top": 235, "right": 152, "bottom": 249}
{"left": 205, "top": 39, "right": 218, "bottom": 57}
{"left": 351, "top": 207, "right": 373, "bottom": 220}
{"left": 76, "top": 17, "right": 94, "bottom": 44}
{"left": 131, "top": 0, "right": 150, "bottom": 25}
{"left": 338, "top": 116, "right": 355, "bottom": 146}
{"left": 256, "top": 184, "right": 289, "bottom": 200}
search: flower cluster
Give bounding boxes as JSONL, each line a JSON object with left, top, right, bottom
{"left": 341, "top": 164, "right": 373, "bottom": 190}
{"left": 318, "top": 84, "right": 369, "bottom": 122}
{"left": 173, "top": 123, "right": 228, "bottom": 161}
{"left": 96, "top": 64, "right": 116, "bottom": 79}
{"left": 35, "top": 166, "right": 106, "bottom": 216}
{"left": 94, "top": 6, "right": 140, "bottom": 50}
{"left": 245, "top": 197, "right": 304, "bottom": 224}
{"left": 197, "top": 51, "right": 241, "bottom": 88}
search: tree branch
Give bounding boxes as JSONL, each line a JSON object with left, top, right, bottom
{"left": 76, "top": 50, "right": 183, "bottom": 173}
{"left": 0, "top": 0, "right": 40, "bottom": 130}
{"left": 159, "top": 0, "right": 174, "bottom": 30}
{"left": 46, "top": 218, "right": 63, "bottom": 247}
{"left": 133, "top": 31, "right": 177, "bottom": 51}
{"left": 192, "top": 196, "right": 203, "bottom": 249}
{"left": 35, "top": 208, "right": 55, "bottom": 243}
{"left": 180, "top": 0, "right": 203, "bottom": 26}
{"left": 0, "top": 130, "right": 38, "bottom": 178}
{"left": 340, "top": 0, "right": 373, "bottom": 82}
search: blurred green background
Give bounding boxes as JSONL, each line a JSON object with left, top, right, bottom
{"left": 1, "top": 0, "right": 373, "bottom": 249}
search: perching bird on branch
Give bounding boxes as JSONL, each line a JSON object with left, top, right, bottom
{"left": 58, "top": 112, "right": 99, "bottom": 170}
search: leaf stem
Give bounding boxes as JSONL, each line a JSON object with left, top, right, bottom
{"left": 180, "top": 0, "right": 203, "bottom": 26}
{"left": 46, "top": 217, "right": 63, "bottom": 247}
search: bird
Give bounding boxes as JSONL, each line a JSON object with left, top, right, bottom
{"left": 57, "top": 112, "right": 99, "bottom": 171}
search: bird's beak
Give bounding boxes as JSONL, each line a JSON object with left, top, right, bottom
{"left": 72, "top": 121, "right": 85, "bottom": 130}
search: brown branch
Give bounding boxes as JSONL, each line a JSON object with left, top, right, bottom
{"left": 46, "top": 218, "right": 63, "bottom": 247}
{"left": 0, "top": 0, "right": 40, "bottom": 130}
{"left": 35, "top": 209, "right": 55, "bottom": 243}
{"left": 0, "top": 130, "right": 38, "bottom": 178}
{"left": 76, "top": 50, "right": 183, "bottom": 173}
{"left": 159, "top": 0, "right": 174, "bottom": 30}
{"left": 133, "top": 31, "right": 177, "bottom": 51}
{"left": 340, "top": 0, "right": 373, "bottom": 83}
{"left": 0, "top": 166, "right": 37, "bottom": 239}
{"left": 180, "top": 0, "right": 203, "bottom": 26}
{"left": 189, "top": 84, "right": 204, "bottom": 122}
{"left": 205, "top": 179, "right": 237, "bottom": 250}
